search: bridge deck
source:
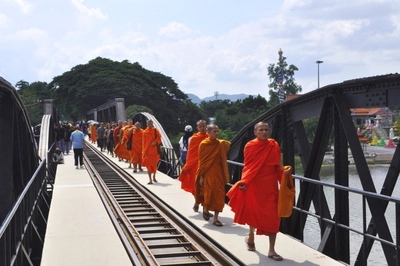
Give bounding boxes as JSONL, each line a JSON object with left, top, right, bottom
{"left": 41, "top": 144, "right": 344, "bottom": 266}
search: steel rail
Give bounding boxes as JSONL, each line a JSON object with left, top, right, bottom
{"left": 83, "top": 143, "right": 244, "bottom": 266}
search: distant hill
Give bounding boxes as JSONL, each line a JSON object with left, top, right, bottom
{"left": 187, "top": 93, "right": 251, "bottom": 104}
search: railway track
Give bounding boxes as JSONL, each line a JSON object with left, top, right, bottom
{"left": 83, "top": 143, "right": 244, "bottom": 266}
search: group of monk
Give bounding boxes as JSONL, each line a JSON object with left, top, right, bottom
{"left": 112, "top": 119, "right": 162, "bottom": 184}
{"left": 178, "top": 120, "right": 285, "bottom": 261}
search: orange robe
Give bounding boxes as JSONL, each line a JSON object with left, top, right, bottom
{"left": 178, "top": 132, "right": 208, "bottom": 194}
{"left": 226, "top": 138, "right": 282, "bottom": 236}
{"left": 129, "top": 128, "right": 143, "bottom": 164}
{"left": 113, "top": 125, "right": 122, "bottom": 144}
{"left": 142, "top": 128, "right": 161, "bottom": 174}
{"left": 195, "top": 138, "right": 230, "bottom": 212}
{"left": 113, "top": 125, "right": 132, "bottom": 160}
{"left": 90, "top": 125, "right": 97, "bottom": 143}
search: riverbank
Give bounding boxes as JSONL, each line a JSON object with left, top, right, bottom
{"left": 323, "top": 145, "right": 396, "bottom": 165}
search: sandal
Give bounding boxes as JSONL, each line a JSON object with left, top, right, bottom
{"left": 245, "top": 237, "right": 256, "bottom": 251}
{"left": 203, "top": 210, "right": 210, "bottom": 221}
{"left": 213, "top": 220, "right": 223, "bottom": 227}
{"left": 268, "top": 254, "right": 283, "bottom": 261}
{"left": 203, "top": 208, "right": 213, "bottom": 217}
{"left": 193, "top": 204, "right": 199, "bottom": 212}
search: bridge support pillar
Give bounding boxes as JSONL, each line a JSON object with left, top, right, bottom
{"left": 115, "top": 98, "right": 126, "bottom": 121}
{"left": 43, "top": 99, "right": 54, "bottom": 115}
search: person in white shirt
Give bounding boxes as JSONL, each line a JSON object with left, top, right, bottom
{"left": 52, "top": 148, "right": 64, "bottom": 164}
{"left": 178, "top": 125, "right": 193, "bottom": 166}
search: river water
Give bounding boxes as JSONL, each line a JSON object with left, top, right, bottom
{"left": 300, "top": 164, "right": 399, "bottom": 265}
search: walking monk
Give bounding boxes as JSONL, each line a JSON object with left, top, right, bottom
{"left": 90, "top": 123, "right": 97, "bottom": 144}
{"left": 113, "top": 120, "right": 123, "bottom": 161}
{"left": 142, "top": 120, "right": 161, "bottom": 184}
{"left": 226, "top": 121, "right": 284, "bottom": 261}
{"left": 195, "top": 124, "right": 230, "bottom": 227}
{"left": 178, "top": 120, "right": 208, "bottom": 212}
{"left": 129, "top": 122, "right": 144, "bottom": 173}
{"left": 114, "top": 120, "right": 132, "bottom": 163}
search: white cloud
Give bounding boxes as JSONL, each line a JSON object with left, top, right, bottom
{"left": 71, "top": 0, "right": 108, "bottom": 20}
{"left": 1, "top": 1, "right": 399, "bottom": 99}
{"left": 12, "top": 27, "right": 47, "bottom": 40}
{"left": 0, "top": 13, "right": 8, "bottom": 28}
{"left": 9, "top": 0, "right": 32, "bottom": 14}
{"left": 158, "top": 22, "right": 198, "bottom": 38}
{"left": 391, "top": 14, "right": 400, "bottom": 33}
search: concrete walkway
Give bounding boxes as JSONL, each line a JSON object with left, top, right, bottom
{"left": 41, "top": 153, "right": 131, "bottom": 266}
{"left": 41, "top": 143, "right": 345, "bottom": 266}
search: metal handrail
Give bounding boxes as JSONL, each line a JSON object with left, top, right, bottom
{"left": 226, "top": 160, "right": 400, "bottom": 265}
{"left": 0, "top": 146, "right": 55, "bottom": 266}
{"left": 158, "top": 146, "right": 181, "bottom": 178}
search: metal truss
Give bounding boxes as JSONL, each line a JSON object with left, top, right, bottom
{"left": 228, "top": 73, "right": 400, "bottom": 265}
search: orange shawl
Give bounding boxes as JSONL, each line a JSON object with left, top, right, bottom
{"left": 194, "top": 138, "right": 230, "bottom": 212}
{"left": 277, "top": 166, "right": 295, "bottom": 217}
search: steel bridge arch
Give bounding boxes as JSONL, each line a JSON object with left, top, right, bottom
{"left": 0, "top": 78, "right": 40, "bottom": 220}
{"left": 0, "top": 77, "right": 56, "bottom": 265}
{"left": 132, "top": 112, "right": 180, "bottom": 178}
{"left": 228, "top": 73, "right": 400, "bottom": 265}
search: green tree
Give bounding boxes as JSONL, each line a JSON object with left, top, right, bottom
{"left": 16, "top": 80, "right": 51, "bottom": 125}
{"left": 15, "top": 80, "right": 30, "bottom": 92}
{"left": 48, "top": 57, "right": 202, "bottom": 134}
{"left": 126, "top": 104, "right": 153, "bottom": 119}
{"left": 176, "top": 99, "right": 208, "bottom": 131}
{"left": 196, "top": 95, "right": 269, "bottom": 137}
{"left": 267, "top": 49, "right": 302, "bottom": 108}
{"left": 235, "top": 94, "right": 268, "bottom": 114}
{"left": 303, "top": 116, "right": 319, "bottom": 143}
{"left": 218, "top": 128, "right": 236, "bottom": 141}
{"left": 199, "top": 99, "right": 232, "bottom": 118}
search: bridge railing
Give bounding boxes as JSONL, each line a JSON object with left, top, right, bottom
{"left": 158, "top": 146, "right": 181, "bottom": 178}
{"left": 0, "top": 145, "right": 56, "bottom": 266}
{"left": 226, "top": 160, "right": 400, "bottom": 265}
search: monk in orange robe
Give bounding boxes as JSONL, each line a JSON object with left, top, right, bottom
{"left": 195, "top": 124, "right": 230, "bottom": 227}
{"left": 178, "top": 120, "right": 208, "bottom": 212}
{"left": 114, "top": 120, "right": 132, "bottom": 161}
{"left": 90, "top": 124, "right": 97, "bottom": 144}
{"left": 113, "top": 120, "right": 123, "bottom": 161}
{"left": 142, "top": 120, "right": 161, "bottom": 184}
{"left": 129, "top": 122, "right": 144, "bottom": 173}
{"left": 226, "top": 121, "right": 283, "bottom": 261}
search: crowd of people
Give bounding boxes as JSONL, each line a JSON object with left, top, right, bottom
{"left": 52, "top": 119, "right": 288, "bottom": 261}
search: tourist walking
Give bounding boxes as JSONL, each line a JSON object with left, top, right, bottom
{"left": 70, "top": 127, "right": 86, "bottom": 169}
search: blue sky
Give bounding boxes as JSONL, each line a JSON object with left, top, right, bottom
{"left": 1, "top": 0, "right": 399, "bottom": 99}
